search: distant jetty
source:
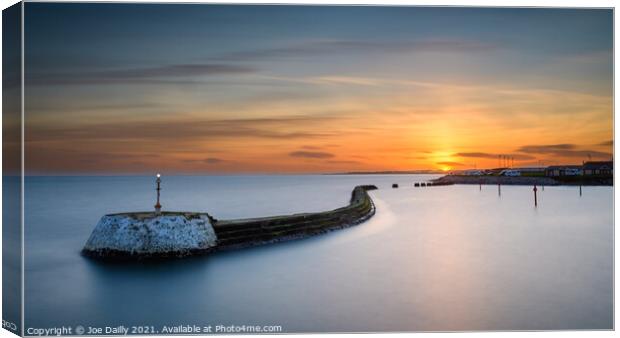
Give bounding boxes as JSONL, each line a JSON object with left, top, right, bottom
{"left": 82, "top": 185, "right": 377, "bottom": 260}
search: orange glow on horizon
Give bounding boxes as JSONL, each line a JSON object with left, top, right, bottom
{"left": 19, "top": 7, "right": 612, "bottom": 175}
{"left": 23, "top": 72, "right": 613, "bottom": 174}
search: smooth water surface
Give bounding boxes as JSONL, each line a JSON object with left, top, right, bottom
{"left": 24, "top": 175, "right": 613, "bottom": 332}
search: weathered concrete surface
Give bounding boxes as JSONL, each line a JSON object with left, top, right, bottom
{"left": 82, "top": 185, "right": 378, "bottom": 260}
{"left": 82, "top": 213, "right": 217, "bottom": 259}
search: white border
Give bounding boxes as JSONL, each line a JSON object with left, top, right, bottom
{"left": 0, "top": 2, "right": 616, "bottom": 338}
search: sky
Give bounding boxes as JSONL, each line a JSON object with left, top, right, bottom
{"left": 21, "top": 4, "right": 613, "bottom": 174}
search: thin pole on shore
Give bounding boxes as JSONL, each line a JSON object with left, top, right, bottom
{"left": 479, "top": 182, "right": 482, "bottom": 191}
{"left": 155, "top": 173, "right": 162, "bottom": 214}
{"left": 542, "top": 185, "right": 544, "bottom": 191}
{"left": 579, "top": 185, "right": 582, "bottom": 197}
{"left": 498, "top": 184, "right": 501, "bottom": 197}
{"left": 533, "top": 185, "right": 538, "bottom": 207}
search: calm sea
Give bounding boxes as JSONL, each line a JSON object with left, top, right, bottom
{"left": 23, "top": 175, "right": 613, "bottom": 332}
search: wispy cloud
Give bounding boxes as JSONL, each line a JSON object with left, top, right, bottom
{"left": 27, "top": 114, "right": 341, "bottom": 143}
{"left": 27, "top": 102, "right": 171, "bottom": 113}
{"left": 517, "top": 144, "right": 611, "bottom": 158}
{"left": 27, "top": 63, "right": 257, "bottom": 86}
{"left": 455, "top": 152, "right": 500, "bottom": 159}
{"left": 307, "top": 76, "right": 381, "bottom": 86}
{"left": 327, "top": 160, "right": 363, "bottom": 165}
{"left": 24, "top": 146, "right": 161, "bottom": 169}
{"left": 183, "top": 157, "right": 226, "bottom": 164}
{"left": 205, "top": 157, "right": 225, "bottom": 164}
{"left": 300, "top": 145, "right": 324, "bottom": 150}
{"left": 213, "top": 39, "right": 500, "bottom": 62}
{"left": 289, "top": 150, "right": 335, "bottom": 159}
{"left": 517, "top": 144, "right": 575, "bottom": 153}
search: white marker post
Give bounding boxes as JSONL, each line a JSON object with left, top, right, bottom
{"left": 155, "top": 173, "right": 162, "bottom": 214}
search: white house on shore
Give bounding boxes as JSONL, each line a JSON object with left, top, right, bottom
{"left": 545, "top": 165, "right": 582, "bottom": 177}
{"left": 582, "top": 161, "right": 613, "bottom": 176}
{"left": 500, "top": 169, "right": 521, "bottom": 176}
{"left": 462, "top": 170, "right": 484, "bottom": 176}
{"left": 499, "top": 167, "right": 545, "bottom": 177}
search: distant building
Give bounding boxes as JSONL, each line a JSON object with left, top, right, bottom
{"left": 485, "top": 168, "right": 508, "bottom": 175}
{"left": 516, "top": 167, "right": 546, "bottom": 174}
{"left": 545, "top": 165, "right": 583, "bottom": 177}
{"left": 501, "top": 169, "right": 521, "bottom": 177}
{"left": 462, "top": 170, "right": 483, "bottom": 176}
{"left": 582, "top": 161, "right": 613, "bottom": 176}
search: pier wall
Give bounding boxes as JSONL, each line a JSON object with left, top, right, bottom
{"left": 212, "top": 185, "right": 377, "bottom": 249}
{"left": 82, "top": 185, "right": 378, "bottom": 260}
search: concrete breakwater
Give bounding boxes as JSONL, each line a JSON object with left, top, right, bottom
{"left": 82, "top": 185, "right": 377, "bottom": 260}
{"left": 213, "top": 185, "right": 377, "bottom": 250}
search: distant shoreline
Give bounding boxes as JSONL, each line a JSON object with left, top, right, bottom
{"left": 432, "top": 175, "right": 613, "bottom": 186}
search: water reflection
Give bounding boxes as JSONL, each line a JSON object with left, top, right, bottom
{"left": 24, "top": 176, "right": 612, "bottom": 331}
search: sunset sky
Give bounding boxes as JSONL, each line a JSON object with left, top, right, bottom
{"left": 23, "top": 4, "right": 613, "bottom": 174}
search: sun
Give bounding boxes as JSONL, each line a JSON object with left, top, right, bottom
{"left": 441, "top": 166, "right": 451, "bottom": 172}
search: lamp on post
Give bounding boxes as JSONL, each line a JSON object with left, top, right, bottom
{"left": 155, "top": 173, "right": 162, "bottom": 214}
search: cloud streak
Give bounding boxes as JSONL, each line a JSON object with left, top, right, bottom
{"left": 213, "top": 39, "right": 500, "bottom": 62}
{"left": 289, "top": 151, "right": 335, "bottom": 159}
{"left": 517, "top": 144, "right": 575, "bottom": 154}
{"left": 327, "top": 160, "right": 363, "bottom": 165}
{"left": 27, "top": 63, "right": 257, "bottom": 86}
{"left": 205, "top": 157, "right": 224, "bottom": 164}
{"left": 183, "top": 157, "right": 226, "bottom": 164}
{"left": 517, "top": 144, "right": 611, "bottom": 159}
{"left": 26, "top": 114, "right": 342, "bottom": 143}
